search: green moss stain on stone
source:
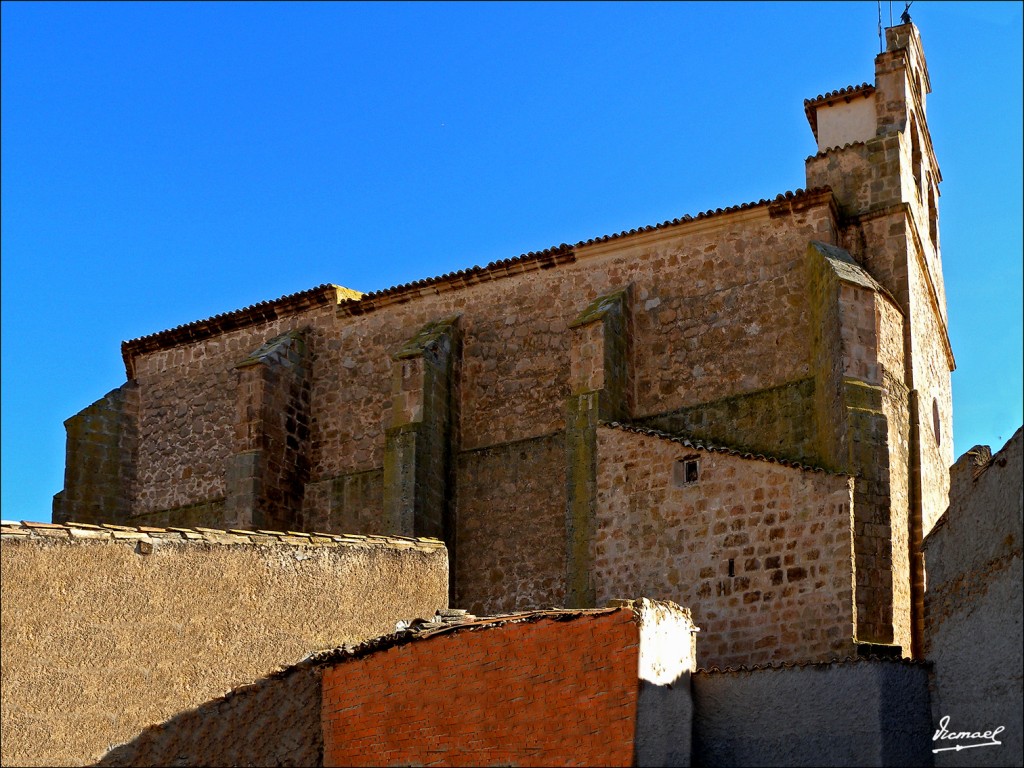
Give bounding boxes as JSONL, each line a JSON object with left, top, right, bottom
{"left": 130, "top": 498, "right": 227, "bottom": 529}
{"left": 53, "top": 383, "right": 137, "bottom": 525}
{"left": 639, "top": 378, "right": 821, "bottom": 467}
{"left": 565, "top": 392, "right": 599, "bottom": 609}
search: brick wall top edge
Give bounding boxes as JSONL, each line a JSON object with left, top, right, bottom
{"left": 601, "top": 421, "right": 849, "bottom": 476}
{"left": 0, "top": 520, "right": 445, "bottom": 551}
{"left": 295, "top": 605, "right": 632, "bottom": 671}
{"left": 696, "top": 654, "right": 932, "bottom": 676}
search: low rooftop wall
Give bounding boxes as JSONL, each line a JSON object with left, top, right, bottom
{"left": 0, "top": 521, "right": 448, "bottom": 767}
{"left": 692, "top": 657, "right": 933, "bottom": 767}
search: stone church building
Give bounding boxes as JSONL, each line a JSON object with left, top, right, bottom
{"left": 54, "top": 23, "right": 953, "bottom": 669}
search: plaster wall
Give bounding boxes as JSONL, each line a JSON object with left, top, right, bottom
{"left": 924, "top": 429, "right": 1023, "bottom": 767}
{"left": 593, "top": 425, "right": 857, "bottom": 667}
{"left": 816, "top": 95, "right": 877, "bottom": 152}
{"left": 692, "top": 659, "right": 934, "bottom": 767}
{"left": 0, "top": 522, "right": 447, "bottom": 767}
{"left": 634, "top": 599, "right": 699, "bottom": 768}
{"left": 96, "top": 665, "right": 323, "bottom": 768}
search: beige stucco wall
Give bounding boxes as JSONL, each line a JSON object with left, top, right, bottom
{"left": 924, "top": 428, "right": 1023, "bottom": 767}
{"left": 816, "top": 95, "right": 876, "bottom": 152}
{"left": 0, "top": 521, "right": 448, "bottom": 767}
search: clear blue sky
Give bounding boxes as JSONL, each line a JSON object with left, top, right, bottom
{"left": 2, "top": 1, "right": 1021, "bottom": 521}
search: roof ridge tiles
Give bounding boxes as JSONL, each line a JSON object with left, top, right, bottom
{"left": 121, "top": 187, "right": 834, "bottom": 345}
{"left": 601, "top": 420, "right": 844, "bottom": 475}
{"left": 803, "top": 82, "right": 874, "bottom": 106}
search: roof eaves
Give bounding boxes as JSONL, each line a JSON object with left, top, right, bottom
{"left": 601, "top": 421, "right": 844, "bottom": 475}
{"left": 803, "top": 83, "right": 875, "bottom": 140}
{"left": 338, "top": 187, "right": 834, "bottom": 318}
{"left": 120, "top": 284, "right": 357, "bottom": 377}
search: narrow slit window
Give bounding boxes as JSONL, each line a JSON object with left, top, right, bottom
{"left": 673, "top": 458, "right": 700, "bottom": 487}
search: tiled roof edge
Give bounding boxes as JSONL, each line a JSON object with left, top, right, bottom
{"left": 803, "top": 83, "right": 875, "bottom": 140}
{"left": 339, "top": 187, "right": 834, "bottom": 317}
{"left": 601, "top": 421, "right": 846, "bottom": 476}
{"left": 300, "top": 606, "right": 628, "bottom": 668}
{"left": 806, "top": 139, "right": 870, "bottom": 161}
{"left": 696, "top": 654, "right": 931, "bottom": 675}
{"left": 188, "top": 606, "right": 629, "bottom": 707}
{"left": 120, "top": 284, "right": 355, "bottom": 370}
{"left": 0, "top": 520, "right": 445, "bottom": 551}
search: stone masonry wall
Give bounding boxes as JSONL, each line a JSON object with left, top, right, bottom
{"left": 593, "top": 425, "right": 857, "bottom": 668}
{"left": 104, "top": 197, "right": 836, "bottom": 528}
{"left": 53, "top": 383, "right": 138, "bottom": 525}
{"left": 639, "top": 378, "right": 818, "bottom": 467}
{"left": 321, "top": 608, "right": 641, "bottom": 767}
{"left": 0, "top": 521, "right": 448, "bottom": 767}
{"left": 226, "top": 330, "right": 313, "bottom": 531}
{"left": 129, "top": 302, "right": 338, "bottom": 521}
{"left": 454, "top": 433, "right": 567, "bottom": 614}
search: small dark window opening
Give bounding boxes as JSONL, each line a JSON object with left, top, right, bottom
{"left": 728, "top": 559, "right": 735, "bottom": 577}
{"left": 933, "top": 399, "right": 941, "bottom": 446}
{"left": 673, "top": 458, "right": 700, "bottom": 486}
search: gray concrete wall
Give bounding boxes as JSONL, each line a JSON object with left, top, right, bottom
{"left": 924, "top": 428, "right": 1023, "bottom": 768}
{"left": 692, "top": 659, "right": 933, "bottom": 767}
{"left": 633, "top": 598, "right": 699, "bottom": 768}
{"left": 0, "top": 521, "right": 447, "bottom": 767}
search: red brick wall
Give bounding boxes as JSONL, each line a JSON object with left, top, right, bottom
{"left": 321, "top": 609, "right": 640, "bottom": 767}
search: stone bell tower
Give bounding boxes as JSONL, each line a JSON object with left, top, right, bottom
{"left": 804, "top": 21, "right": 955, "bottom": 656}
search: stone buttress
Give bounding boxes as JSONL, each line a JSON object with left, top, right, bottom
{"left": 565, "top": 287, "right": 631, "bottom": 608}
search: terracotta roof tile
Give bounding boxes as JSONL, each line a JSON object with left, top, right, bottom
{"left": 119, "top": 187, "right": 834, "bottom": 352}
{"left": 803, "top": 82, "right": 875, "bottom": 140}
{"left": 120, "top": 283, "right": 357, "bottom": 376}
{"left": 0, "top": 521, "right": 446, "bottom": 552}
{"left": 602, "top": 421, "right": 845, "bottom": 475}
{"left": 338, "top": 187, "right": 833, "bottom": 317}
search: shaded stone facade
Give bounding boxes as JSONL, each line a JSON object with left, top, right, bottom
{"left": 54, "top": 23, "right": 954, "bottom": 667}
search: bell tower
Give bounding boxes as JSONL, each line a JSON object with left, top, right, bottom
{"left": 804, "top": 21, "right": 955, "bottom": 657}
